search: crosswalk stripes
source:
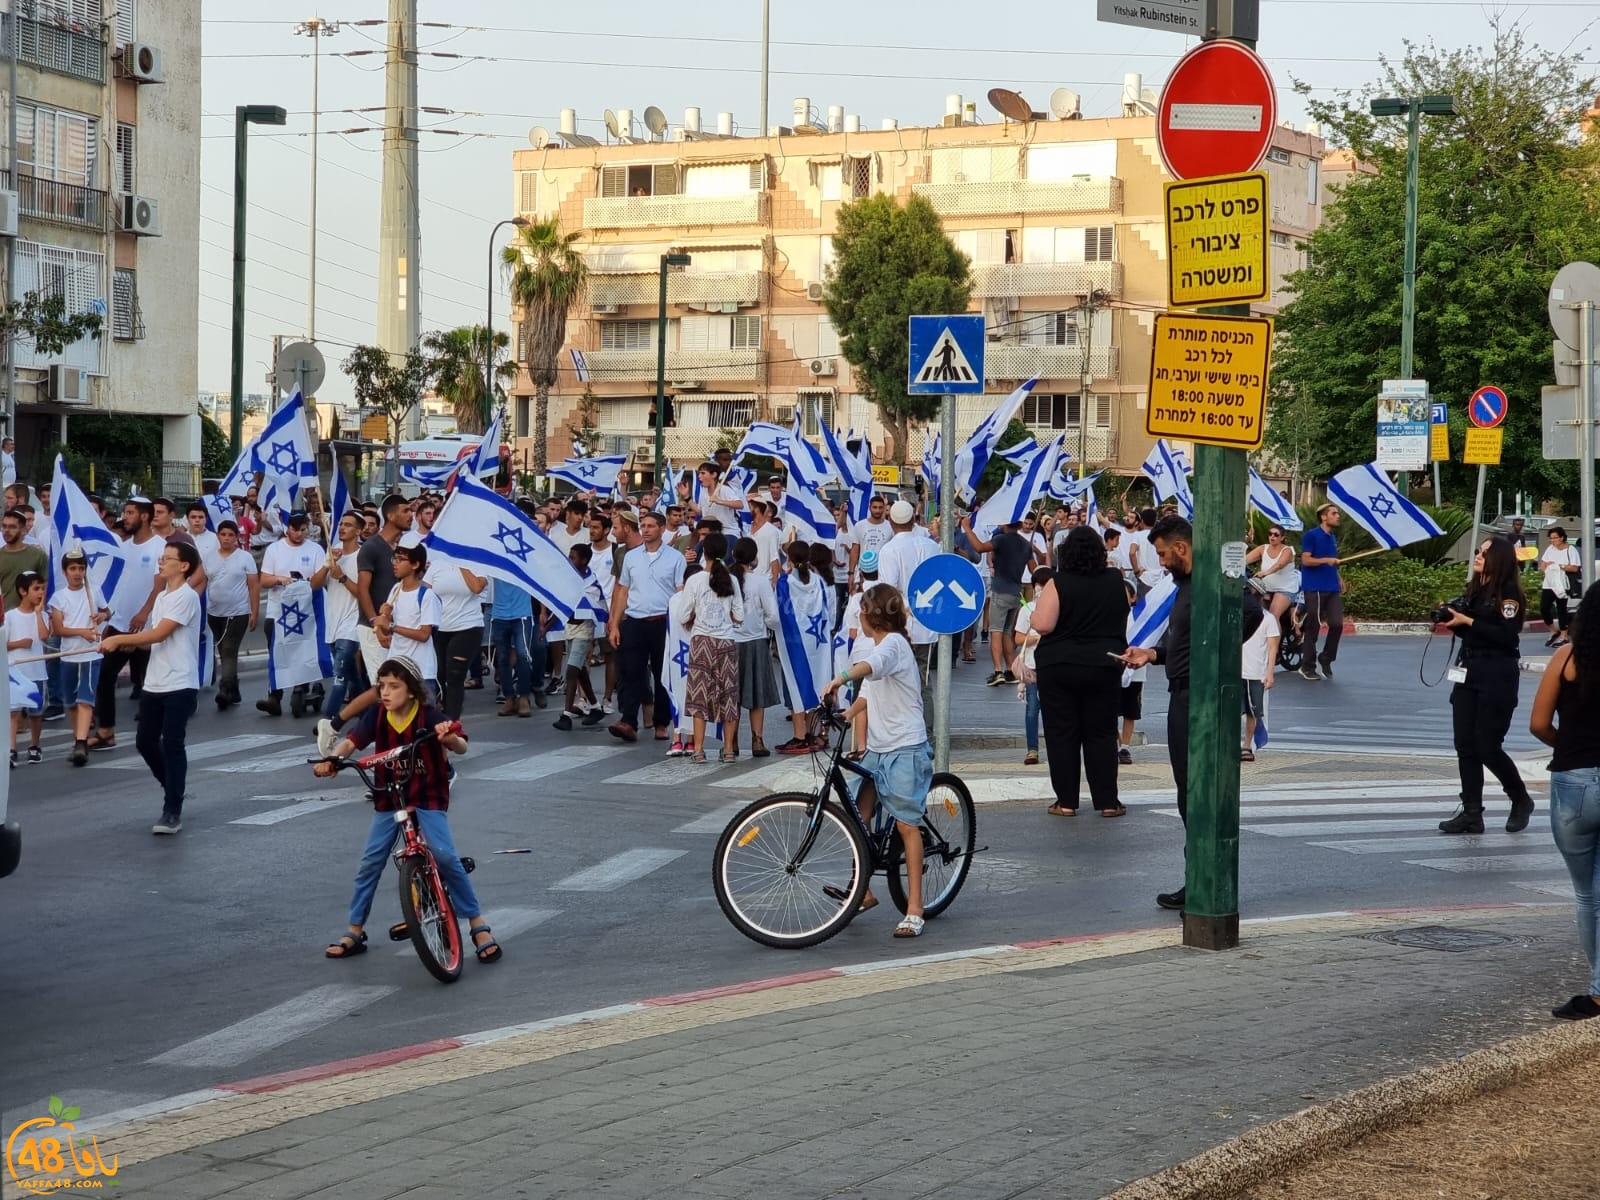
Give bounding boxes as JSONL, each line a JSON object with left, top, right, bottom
{"left": 1266, "top": 713, "right": 1541, "bottom": 758}
{"left": 146, "top": 984, "right": 396, "bottom": 1070}
{"left": 1400, "top": 852, "right": 1569, "bottom": 873}
{"left": 550, "top": 848, "right": 688, "bottom": 891}
{"left": 674, "top": 800, "right": 755, "bottom": 835}
{"left": 229, "top": 793, "right": 362, "bottom": 826}
{"left": 466, "top": 744, "right": 628, "bottom": 783}
{"left": 392, "top": 906, "right": 560, "bottom": 956}
{"left": 93, "top": 733, "right": 298, "bottom": 770}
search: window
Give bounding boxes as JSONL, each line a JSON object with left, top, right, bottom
{"left": 1021, "top": 312, "right": 1074, "bottom": 346}
{"left": 10, "top": 239, "right": 104, "bottom": 370}
{"left": 1024, "top": 141, "right": 1116, "bottom": 180}
{"left": 114, "top": 123, "right": 135, "bottom": 194}
{"left": 1021, "top": 392, "right": 1110, "bottom": 429}
{"left": 111, "top": 267, "right": 143, "bottom": 340}
{"left": 730, "top": 315, "right": 761, "bottom": 351}
{"left": 514, "top": 170, "right": 536, "bottom": 214}
{"left": 515, "top": 322, "right": 530, "bottom": 364}
{"left": 1270, "top": 231, "right": 1292, "bottom": 248}
{"left": 847, "top": 156, "right": 871, "bottom": 200}
{"left": 1084, "top": 226, "right": 1114, "bottom": 262}
{"left": 1266, "top": 147, "right": 1292, "bottom": 165}
{"left": 34, "top": 0, "right": 104, "bottom": 24}
{"left": 1307, "top": 158, "right": 1319, "bottom": 205}
{"left": 702, "top": 395, "right": 757, "bottom": 427}
{"left": 682, "top": 161, "right": 761, "bottom": 196}
{"left": 798, "top": 391, "right": 836, "bottom": 435}
{"left": 515, "top": 396, "right": 530, "bottom": 438}
{"left": 18, "top": 102, "right": 98, "bottom": 187}
{"left": 600, "top": 163, "right": 679, "bottom": 198}
{"left": 115, "top": 0, "right": 136, "bottom": 43}
{"left": 817, "top": 316, "right": 840, "bottom": 357}
{"left": 599, "top": 320, "right": 656, "bottom": 351}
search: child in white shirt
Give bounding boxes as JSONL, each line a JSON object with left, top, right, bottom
{"left": 6, "top": 572, "right": 49, "bottom": 764}
{"left": 1240, "top": 609, "right": 1281, "bottom": 761}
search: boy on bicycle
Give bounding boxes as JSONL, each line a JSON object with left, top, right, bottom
{"left": 316, "top": 657, "right": 502, "bottom": 964}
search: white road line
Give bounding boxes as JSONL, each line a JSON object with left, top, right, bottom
{"left": 1511, "top": 878, "right": 1576, "bottom": 898}
{"left": 605, "top": 759, "right": 738, "bottom": 786}
{"left": 1248, "top": 819, "right": 1449, "bottom": 837}
{"left": 1402, "top": 852, "right": 1569, "bottom": 873}
{"left": 1156, "top": 802, "right": 1461, "bottom": 820}
{"left": 468, "top": 744, "right": 628, "bottom": 783}
{"left": 94, "top": 733, "right": 297, "bottom": 770}
{"left": 706, "top": 759, "right": 836, "bottom": 791}
{"left": 1305, "top": 832, "right": 1533, "bottom": 853}
{"left": 393, "top": 906, "right": 560, "bottom": 955}
{"left": 230, "top": 793, "right": 364, "bottom": 826}
{"left": 550, "top": 848, "right": 687, "bottom": 891}
{"left": 146, "top": 984, "right": 396, "bottom": 1069}
{"left": 674, "top": 800, "right": 755, "bottom": 835}
{"left": 205, "top": 747, "right": 317, "bottom": 774}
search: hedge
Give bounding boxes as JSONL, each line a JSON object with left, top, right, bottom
{"left": 1340, "top": 560, "right": 1467, "bottom": 622}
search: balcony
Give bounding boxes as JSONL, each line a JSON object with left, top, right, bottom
{"left": 913, "top": 177, "right": 1122, "bottom": 218}
{"left": 598, "top": 428, "right": 736, "bottom": 462}
{"left": 1, "top": 171, "right": 105, "bottom": 231}
{"left": 971, "top": 261, "right": 1123, "bottom": 300}
{"left": 3, "top": 11, "right": 105, "bottom": 83}
{"left": 587, "top": 270, "right": 767, "bottom": 309}
{"left": 985, "top": 344, "right": 1119, "bottom": 383}
{"left": 1042, "top": 426, "right": 1119, "bottom": 463}
{"left": 584, "top": 192, "right": 767, "bottom": 231}
{"left": 581, "top": 348, "right": 763, "bottom": 383}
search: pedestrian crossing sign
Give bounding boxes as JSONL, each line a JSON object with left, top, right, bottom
{"left": 908, "top": 314, "right": 986, "bottom": 394}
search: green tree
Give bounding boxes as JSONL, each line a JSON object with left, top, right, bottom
{"left": 0, "top": 290, "right": 104, "bottom": 360}
{"left": 503, "top": 218, "right": 588, "bottom": 476}
{"left": 824, "top": 194, "right": 971, "bottom": 466}
{"left": 422, "top": 325, "right": 511, "bottom": 435}
{"left": 340, "top": 344, "right": 431, "bottom": 458}
{"left": 566, "top": 382, "right": 601, "bottom": 455}
{"left": 199, "top": 412, "right": 232, "bottom": 477}
{"left": 1269, "top": 25, "right": 1599, "bottom": 509}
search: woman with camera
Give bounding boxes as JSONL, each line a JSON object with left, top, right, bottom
{"left": 1438, "top": 535, "right": 1538, "bottom": 835}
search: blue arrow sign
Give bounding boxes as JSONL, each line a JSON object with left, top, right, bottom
{"left": 906, "top": 553, "right": 986, "bottom": 635}
{"left": 908, "top": 315, "right": 986, "bottom": 395}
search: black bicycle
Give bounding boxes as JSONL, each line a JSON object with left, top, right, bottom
{"left": 713, "top": 707, "right": 979, "bottom": 948}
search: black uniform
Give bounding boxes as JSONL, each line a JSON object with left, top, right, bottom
{"left": 1449, "top": 590, "right": 1535, "bottom": 816}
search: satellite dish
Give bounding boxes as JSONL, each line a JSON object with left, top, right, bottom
{"left": 528, "top": 125, "right": 549, "bottom": 149}
{"left": 643, "top": 105, "right": 668, "bottom": 139}
{"left": 988, "top": 87, "right": 1033, "bottom": 124}
{"left": 1049, "top": 88, "right": 1081, "bottom": 120}
{"left": 603, "top": 108, "right": 622, "bottom": 140}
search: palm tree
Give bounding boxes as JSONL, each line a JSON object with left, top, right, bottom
{"left": 422, "top": 325, "right": 508, "bottom": 435}
{"left": 502, "top": 218, "right": 587, "bottom": 475}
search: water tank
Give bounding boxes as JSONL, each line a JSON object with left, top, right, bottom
{"left": 827, "top": 105, "right": 844, "bottom": 133}
{"left": 844, "top": 114, "right": 860, "bottom": 133}
{"left": 881, "top": 118, "right": 899, "bottom": 131}
{"left": 615, "top": 107, "right": 633, "bottom": 138}
{"left": 717, "top": 111, "right": 733, "bottom": 136}
{"left": 559, "top": 108, "right": 577, "bottom": 135}
{"left": 945, "top": 94, "right": 963, "bottom": 120}
{"left": 684, "top": 106, "right": 701, "bottom": 134}
{"left": 793, "top": 97, "right": 811, "bottom": 127}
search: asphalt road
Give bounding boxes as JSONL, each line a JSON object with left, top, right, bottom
{"left": 0, "top": 633, "right": 1564, "bottom": 1127}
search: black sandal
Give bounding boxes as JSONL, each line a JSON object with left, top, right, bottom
{"left": 325, "top": 931, "right": 368, "bottom": 958}
{"left": 471, "top": 925, "right": 502, "bottom": 963}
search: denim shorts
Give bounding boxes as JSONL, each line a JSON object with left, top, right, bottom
{"left": 60, "top": 660, "right": 100, "bottom": 707}
{"left": 849, "top": 741, "right": 933, "bottom": 825}
{"left": 11, "top": 697, "right": 44, "bottom": 718}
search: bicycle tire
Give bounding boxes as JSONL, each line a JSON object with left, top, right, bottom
{"left": 885, "top": 772, "right": 976, "bottom": 920}
{"left": 398, "top": 855, "right": 463, "bottom": 983}
{"left": 713, "top": 792, "right": 870, "bottom": 949}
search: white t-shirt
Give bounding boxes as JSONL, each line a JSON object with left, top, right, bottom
{"left": 1127, "top": 530, "right": 1165, "bottom": 586}
{"left": 587, "top": 541, "right": 616, "bottom": 607}
{"left": 876, "top": 530, "right": 939, "bottom": 645}
{"left": 144, "top": 584, "right": 203, "bottom": 693}
{"left": 853, "top": 519, "right": 894, "bottom": 560}
{"left": 111, "top": 534, "right": 162, "bottom": 629}
{"left": 5, "top": 606, "right": 49, "bottom": 681}
{"left": 190, "top": 529, "right": 220, "bottom": 564}
{"left": 323, "top": 547, "right": 362, "bottom": 642}
{"left": 205, "top": 547, "right": 257, "bottom": 619}
{"left": 703, "top": 484, "right": 743, "bottom": 536}
{"left": 386, "top": 582, "right": 443, "bottom": 681}
{"left": 1541, "top": 544, "right": 1579, "bottom": 593}
{"left": 682, "top": 569, "right": 745, "bottom": 640}
{"left": 751, "top": 522, "right": 783, "bottom": 580}
{"left": 860, "top": 633, "right": 926, "bottom": 752}
{"left": 841, "top": 591, "right": 864, "bottom": 639}
{"left": 261, "top": 539, "right": 323, "bottom": 620}
{"left": 48, "top": 586, "right": 99, "bottom": 664}
{"left": 1241, "top": 611, "right": 1281, "bottom": 682}
{"left": 832, "top": 528, "right": 854, "bottom": 573}
{"left": 423, "top": 561, "right": 484, "bottom": 632}
{"left": 1014, "top": 600, "right": 1039, "bottom": 670}
{"left": 733, "top": 570, "right": 777, "bottom": 643}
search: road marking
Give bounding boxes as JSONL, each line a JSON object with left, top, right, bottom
{"left": 1305, "top": 832, "right": 1533, "bottom": 853}
{"left": 1248, "top": 819, "right": 1448, "bottom": 837}
{"left": 1157, "top": 802, "right": 1460, "bottom": 820}
{"left": 1511, "top": 879, "right": 1575, "bottom": 898}
{"left": 230, "top": 793, "right": 364, "bottom": 826}
{"left": 393, "top": 906, "right": 560, "bottom": 956}
{"left": 674, "top": 800, "right": 755, "bottom": 835}
{"left": 605, "top": 758, "right": 738, "bottom": 786}
{"left": 146, "top": 985, "right": 396, "bottom": 1070}
{"left": 205, "top": 746, "right": 316, "bottom": 774}
{"left": 468, "top": 744, "right": 628, "bottom": 783}
{"left": 1402, "top": 852, "right": 1569, "bottom": 873}
{"left": 706, "top": 759, "right": 835, "bottom": 791}
{"left": 550, "top": 848, "right": 687, "bottom": 891}
{"left": 94, "top": 733, "right": 297, "bottom": 770}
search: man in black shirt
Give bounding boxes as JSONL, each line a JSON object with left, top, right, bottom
{"left": 963, "top": 516, "right": 1033, "bottom": 686}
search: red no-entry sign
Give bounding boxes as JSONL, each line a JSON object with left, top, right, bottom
{"left": 1157, "top": 39, "right": 1278, "bottom": 181}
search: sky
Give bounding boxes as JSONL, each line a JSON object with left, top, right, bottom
{"left": 198, "top": 0, "right": 1599, "bottom": 414}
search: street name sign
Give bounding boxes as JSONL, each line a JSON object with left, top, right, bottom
{"left": 1467, "top": 384, "right": 1508, "bottom": 429}
{"left": 1156, "top": 39, "right": 1277, "bottom": 181}
{"left": 1096, "top": 0, "right": 1202, "bottom": 34}
{"left": 907, "top": 554, "right": 985, "bottom": 635}
{"left": 1146, "top": 311, "right": 1272, "bottom": 450}
{"left": 908, "top": 315, "right": 985, "bottom": 395}
{"left": 1463, "top": 427, "right": 1503, "bottom": 466}
{"left": 1165, "top": 172, "right": 1269, "bottom": 307}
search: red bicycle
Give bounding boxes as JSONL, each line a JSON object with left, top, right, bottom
{"left": 314, "top": 727, "right": 472, "bottom": 984}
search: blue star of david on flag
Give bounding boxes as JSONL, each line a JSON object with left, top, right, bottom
{"left": 277, "top": 601, "right": 309, "bottom": 638}
{"left": 248, "top": 389, "right": 317, "bottom": 506}
{"left": 265, "top": 439, "right": 301, "bottom": 474}
{"left": 1367, "top": 494, "right": 1397, "bottom": 519}
{"left": 492, "top": 522, "right": 536, "bottom": 563}
{"left": 672, "top": 641, "right": 691, "bottom": 677}
{"left": 1325, "top": 463, "right": 1445, "bottom": 550}
{"left": 806, "top": 610, "right": 830, "bottom": 647}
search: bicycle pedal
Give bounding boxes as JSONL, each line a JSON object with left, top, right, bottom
{"left": 388, "top": 924, "right": 410, "bottom": 942}
{"left": 460, "top": 856, "right": 476, "bottom": 874}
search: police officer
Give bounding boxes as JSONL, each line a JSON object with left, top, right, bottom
{"left": 1438, "top": 534, "right": 1537, "bottom": 835}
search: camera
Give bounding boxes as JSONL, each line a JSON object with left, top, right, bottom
{"left": 1432, "top": 597, "right": 1466, "bottom": 625}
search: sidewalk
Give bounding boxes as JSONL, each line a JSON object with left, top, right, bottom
{"left": 53, "top": 905, "right": 1597, "bottom": 1200}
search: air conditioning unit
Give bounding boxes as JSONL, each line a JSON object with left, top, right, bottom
{"left": 47, "top": 365, "right": 90, "bottom": 404}
{"left": 805, "top": 282, "right": 825, "bottom": 302}
{"left": 118, "top": 194, "right": 160, "bottom": 236}
{"left": 773, "top": 405, "right": 795, "bottom": 424}
{"left": 808, "top": 357, "right": 837, "bottom": 377}
{"left": 117, "top": 42, "right": 164, "bottom": 83}
{"left": 0, "top": 190, "right": 16, "bottom": 238}
{"left": 592, "top": 304, "right": 619, "bottom": 315}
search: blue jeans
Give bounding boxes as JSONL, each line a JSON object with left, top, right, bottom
{"left": 324, "top": 638, "right": 365, "bottom": 718}
{"left": 492, "top": 617, "right": 543, "bottom": 700}
{"left": 347, "top": 808, "right": 481, "bottom": 926}
{"left": 44, "top": 636, "right": 63, "bottom": 708}
{"left": 1550, "top": 766, "right": 1600, "bottom": 996}
{"left": 1024, "top": 681, "right": 1040, "bottom": 752}
{"left": 135, "top": 689, "right": 197, "bottom": 815}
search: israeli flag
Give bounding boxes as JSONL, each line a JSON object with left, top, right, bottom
{"left": 782, "top": 485, "right": 838, "bottom": 546}
{"left": 774, "top": 568, "right": 833, "bottom": 712}
{"left": 266, "top": 581, "right": 333, "bottom": 691}
{"left": 996, "top": 439, "right": 1037, "bottom": 465}
{"left": 249, "top": 389, "right": 318, "bottom": 506}
{"left": 425, "top": 473, "right": 588, "bottom": 621}
{"left": 723, "top": 465, "right": 758, "bottom": 531}
{"left": 953, "top": 378, "right": 1038, "bottom": 503}
{"left": 972, "top": 435, "right": 1064, "bottom": 540}
{"left": 665, "top": 589, "right": 693, "bottom": 732}
{"left": 550, "top": 567, "right": 611, "bottom": 634}
{"left": 1127, "top": 574, "right": 1179, "bottom": 649}
{"left": 205, "top": 445, "right": 255, "bottom": 531}
{"left": 547, "top": 453, "right": 627, "bottom": 495}
{"left": 653, "top": 459, "right": 675, "bottom": 515}
{"left": 50, "top": 456, "right": 128, "bottom": 612}
{"left": 1248, "top": 468, "right": 1302, "bottom": 531}
{"left": 461, "top": 412, "right": 503, "bottom": 483}
{"left": 922, "top": 431, "right": 941, "bottom": 499}
{"left": 9, "top": 670, "right": 42, "bottom": 712}
{"left": 329, "top": 467, "right": 356, "bottom": 530}
{"left": 1049, "top": 467, "right": 1103, "bottom": 505}
{"left": 821, "top": 423, "right": 873, "bottom": 522}
{"left": 785, "top": 411, "right": 835, "bottom": 491}
{"left": 1325, "top": 463, "right": 1445, "bottom": 549}
{"left": 569, "top": 348, "right": 590, "bottom": 383}
{"left": 196, "top": 590, "right": 215, "bottom": 690}
{"left": 1141, "top": 440, "right": 1194, "bottom": 519}
{"left": 735, "top": 422, "right": 793, "bottom": 463}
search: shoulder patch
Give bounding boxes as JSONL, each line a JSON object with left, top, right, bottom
{"left": 1501, "top": 600, "right": 1520, "bottom": 620}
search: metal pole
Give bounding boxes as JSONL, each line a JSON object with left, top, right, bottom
{"left": 933, "top": 392, "right": 955, "bottom": 774}
{"left": 1078, "top": 294, "right": 1091, "bottom": 468}
{"left": 1432, "top": 459, "right": 1442, "bottom": 505}
{"left": 655, "top": 256, "right": 668, "bottom": 488}
{"left": 4, "top": 12, "right": 18, "bottom": 435}
{"left": 1468, "top": 463, "right": 1487, "bottom": 588}
{"left": 230, "top": 109, "right": 251, "bottom": 459}
{"left": 308, "top": 28, "right": 319, "bottom": 342}
{"left": 759, "top": 0, "right": 770, "bottom": 135}
{"left": 1580, "top": 300, "right": 1596, "bottom": 592}
{"left": 1395, "top": 100, "right": 1421, "bottom": 498}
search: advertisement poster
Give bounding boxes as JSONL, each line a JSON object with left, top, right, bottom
{"left": 1376, "top": 394, "right": 1431, "bottom": 471}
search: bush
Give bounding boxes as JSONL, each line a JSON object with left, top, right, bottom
{"left": 1341, "top": 559, "right": 1466, "bottom": 621}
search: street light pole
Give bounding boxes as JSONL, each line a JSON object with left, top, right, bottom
{"left": 486, "top": 217, "right": 529, "bottom": 425}
{"left": 655, "top": 253, "right": 691, "bottom": 487}
{"left": 294, "top": 18, "right": 340, "bottom": 345}
{"left": 230, "top": 104, "right": 288, "bottom": 460}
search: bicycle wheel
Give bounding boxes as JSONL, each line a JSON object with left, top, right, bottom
{"left": 398, "top": 855, "right": 464, "bottom": 983}
{"left": 885, "top": 772, "right": 976, "bottom": 920}
{"left": 713, "top": 792, "right": 870, "bottom": 949}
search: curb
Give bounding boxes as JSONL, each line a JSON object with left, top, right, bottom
{"left": 1103, "top": 1013, "right": 1600, "bottom": 1200}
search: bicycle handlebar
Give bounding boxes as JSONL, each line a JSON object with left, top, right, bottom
{"left": 308, "top": 722, "right": 462, "bottom": 782}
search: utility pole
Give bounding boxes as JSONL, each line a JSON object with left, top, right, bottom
{"left": 377, "top": 0, "right": 421, "bottom": 436}
{"left": 1077, "top": 289, "right": 1109, "bottom": 467}
{"left": 4, "top": 11, "right": 18, "bottom": 435}
{"left": 759, "top": 0, "right": 771, "bottom": 135}
{"left": 294, "top": 18, "right": 340, "bottom": 348}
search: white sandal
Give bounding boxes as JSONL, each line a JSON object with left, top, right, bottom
{"left": 893, "top": 914, "right": 925, "bottom": 938}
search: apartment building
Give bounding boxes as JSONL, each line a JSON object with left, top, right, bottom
{"left": 0, "top": 0, "right": 201, "bottom": 482}
{"left": 506, "top": 83, "right": 1324, "bottom": 478}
